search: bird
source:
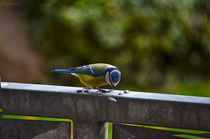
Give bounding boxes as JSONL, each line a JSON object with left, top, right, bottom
{"left": 53, "top": 63, "right": 121, "bottom": 92}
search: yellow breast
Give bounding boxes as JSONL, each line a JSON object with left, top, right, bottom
{"left": 77, "top": 74, "right": 107, "bottom": 88}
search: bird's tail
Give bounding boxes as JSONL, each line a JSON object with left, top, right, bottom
{"left": 52, "top": 69, "right": 76, "bottom": 74}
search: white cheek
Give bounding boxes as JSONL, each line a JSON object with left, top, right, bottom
{"left": 105, "top": 72, "right": 111, "bottom": 84}
{"left": 112, "top": 80, "right": 120, "bottom": 87}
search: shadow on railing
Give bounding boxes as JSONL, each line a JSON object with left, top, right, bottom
{"left": 1, "top": 82, "right": 210, "bottom": 139}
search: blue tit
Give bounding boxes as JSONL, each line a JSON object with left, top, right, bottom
{"left": 53, "top": 63, "right": 121, "bottom": 89}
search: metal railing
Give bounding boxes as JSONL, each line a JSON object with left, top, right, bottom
{"left": 1, "top": 82, "right": 210, "bottom": 139}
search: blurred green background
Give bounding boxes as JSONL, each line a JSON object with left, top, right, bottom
{"left": 0, "top": 0, "right": 209, "bottom": 96}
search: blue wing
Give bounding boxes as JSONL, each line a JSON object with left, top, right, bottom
{"left": 74, "top": 65, "right": 104, "bottom": 77}
{"left": 53, "top": 64, "right": 104, "bottom": 77}
{"left": 53, "top": 69, "right": 76, "bottom": 74}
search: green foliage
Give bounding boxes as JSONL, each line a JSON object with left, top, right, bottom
{"left": 21, "top": 0, "right": 210, "bottom": 96}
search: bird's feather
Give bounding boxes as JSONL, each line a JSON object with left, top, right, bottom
{"left": 71, "top": 65, "right": 94, "bottom": 75}
{"left": 78, "top": 73, "right": 108, "bottom": 88}
{"left": 53, "top": 69, "right": 76, "bottom": 74}
{"left": 71, "top": 63, "right": 110, "bottom": 77}
{"left": 90, "top": 63, "right": 110, "bottom": 75}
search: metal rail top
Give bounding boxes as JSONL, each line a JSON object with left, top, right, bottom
{"left": 1, "top": 82, "right": 210, "bottom": 105}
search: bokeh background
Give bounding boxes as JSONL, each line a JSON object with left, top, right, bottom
{"left": 0, "top": 0, "right": 209, "bottom": 96}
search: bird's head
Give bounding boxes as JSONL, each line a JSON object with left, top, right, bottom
{"left": 105, "top": 66, "right": 121, "bottom": 88}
